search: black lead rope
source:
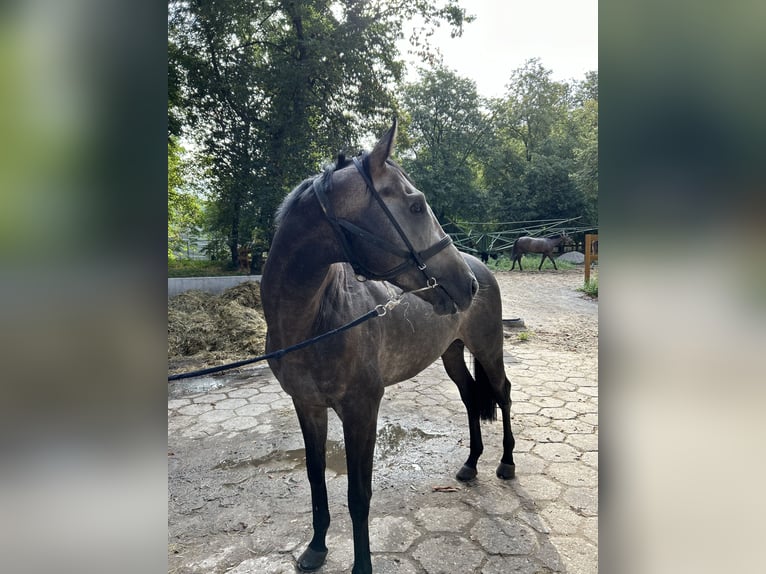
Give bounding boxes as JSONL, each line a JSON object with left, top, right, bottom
{"left": 167, "top": 284, "right": 434, "bottom": 382}
{"left": 168, "top": 306, "right": 381, "bottom": 382}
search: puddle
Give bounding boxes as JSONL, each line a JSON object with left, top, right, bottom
{"left": 169, "top": 376, "right": 225, "bottom": 398}
{"left": 168, "top": 365, "right": 272, "bottom": 399}
{"left": 213, "top": 424, "right": 442, "bottom": 476}
{"left": 375, "top": 423, "right": 440, "bottom": 459}
{"left": 214, "top": 440, "right": 349, "bottom": 475}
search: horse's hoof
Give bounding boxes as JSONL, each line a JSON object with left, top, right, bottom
{"left": 456, "top": 464, "right": 477, "bottom": 482}
{"left": 496, "top": 462, "right": 516, "bottom": 480}
{"left": 297, "top": 547, "right": 328, "bottom": 572}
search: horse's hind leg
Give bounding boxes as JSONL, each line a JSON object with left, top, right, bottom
{"left": 473, "top": 351, "right": 516, "bottom": 479}
{"left": 293, "top": 401, "right": 330, "bottom": 572}
{"left": 475, "top": 357, "right": 516, "bottom": 479}
{"left": 442, "top": 341, "right": 485, "bottom": 481}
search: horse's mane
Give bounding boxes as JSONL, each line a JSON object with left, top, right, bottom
{"left": 274, "top": 153, "right": 354, "bottom": 229}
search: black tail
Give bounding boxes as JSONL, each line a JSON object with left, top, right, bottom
{"left": 511, "top": 239, "right": 519, "bottom": 259}
{"left": 473, "top": 357, "right": 498, "bottom": 421}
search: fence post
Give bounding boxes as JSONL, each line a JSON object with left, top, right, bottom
{"left": 584, "top": 234, "right": 598, "bottom": 283}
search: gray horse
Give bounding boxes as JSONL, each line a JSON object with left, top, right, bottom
{"left": 510, "top": 233, "right": 572, "bottom": 271}
{"left": 260, "top": 119, "right": 516, "bottom": 574}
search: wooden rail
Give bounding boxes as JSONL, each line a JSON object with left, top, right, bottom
{"left": 584, "top": 234, "right": 598, "bottom": 283}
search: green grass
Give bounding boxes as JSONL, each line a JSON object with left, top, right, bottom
{"left": 579, "top": 276, "right": 599, "bottom": 298}
{"left": 168, "top": 259, "right": 240, "bottom": 278}
{"left": 517, "top": 331, "right": 531, "bottom": 342}
{"left": 486, "top": 254, "right": 574, "bottom": 272}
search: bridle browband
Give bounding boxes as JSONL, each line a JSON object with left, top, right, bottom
{"left": 313, "top": 153, "right": 453, "bottom": 284}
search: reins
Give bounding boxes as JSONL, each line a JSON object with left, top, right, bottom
{"left": 167, "top": 282, "right": 436, "bottom": 382}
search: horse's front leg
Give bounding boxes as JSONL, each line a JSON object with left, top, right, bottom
{"left": 338, "top": 392, "right": 382, "bottom": 574}
{"left": 293, "top": 401, "right": 330, "bottom": 572}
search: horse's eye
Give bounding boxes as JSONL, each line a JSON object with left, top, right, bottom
{"left": 410, "top": 202, "right": 423, "bottom": 214}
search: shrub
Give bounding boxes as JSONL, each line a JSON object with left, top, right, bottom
{"left": 579, "top": 276, "right": 598, "bottom": 298}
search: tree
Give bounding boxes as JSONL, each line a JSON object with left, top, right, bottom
{"left": 503, "top": 58, "right": 568, "bottom": 162}
{"left": 169, "top": 0, "right": 472, "bottom": 265}
{"left": 571, "top": 72, "right": 598, "bottom": 224}
{"left": 523, "top": 154, "right": 585, "bottom": 220}
{"left": 481, "top": 60, "right": 597, "bottom": 224}
{"left": 168, "top": 137, "right": 203, "bottom": 258}
{"left": 399, "top": 65, "right": 489, "bottom": 221}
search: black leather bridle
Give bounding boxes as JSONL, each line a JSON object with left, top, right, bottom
{"left": 313, "top": 153, "right": 453, "bottom": 284}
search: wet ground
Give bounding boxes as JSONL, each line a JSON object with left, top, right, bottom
{"left": 168, "top": 269, "right": 598, "bottom": 573}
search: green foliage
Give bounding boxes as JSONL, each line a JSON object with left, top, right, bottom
{"left": 168, "top": 137, "right": 203, "bottom": 256}
{"left": 168, "top": 258, "right": 236, "bottom": 278}
{"left": 480, "top": 60, "right": 598, "bottom": 225}
{"left": 394, "top": 59, "right": 598, "bottom": 227}
{"left": 523, "top": 154, "right": 585, "bottom": 219}
{"left": 485, "top": 254, "right": 513, "bottom": 271}
{"left": 399, "top": 64, "right": 489, "bottom": 220}
{"left": 486, "top": 254, "right": 574, "bottom": 272}
{"left": 517, "top": 331, "right": 531, "bottom": 342}
{"left": 579, "top": 276, "right": 599, "bottom": 298}
{"left": 504, "top": 58, "right": 569, "bottom": 162}
{"left": 200, "top": 233, "right": 231, "bottom": 262}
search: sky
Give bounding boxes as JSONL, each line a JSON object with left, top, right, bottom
{"left": 402, "top": 0, "right": 598, "bottom": 98}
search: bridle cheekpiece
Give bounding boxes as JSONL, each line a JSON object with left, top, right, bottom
{"left": 313, "top": 153, "right": 453, "bottom": 286}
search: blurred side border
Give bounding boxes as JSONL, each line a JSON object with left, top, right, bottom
{"left": 601, "top": 1, "right": 766, "bottom": 573}
{"left": 0, "top": 1, "right": 167, "bottom": 573}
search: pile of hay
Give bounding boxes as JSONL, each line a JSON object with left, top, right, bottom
{"left": 168, "top": 282, "right": 267, "bottom": 372}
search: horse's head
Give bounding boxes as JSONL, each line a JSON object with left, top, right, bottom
{"left": 325, "top": 118, "right": 477, "bottom": 315}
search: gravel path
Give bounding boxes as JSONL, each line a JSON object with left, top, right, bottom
{"left": 494, "top": 269, "right": 598, "bottom": 355}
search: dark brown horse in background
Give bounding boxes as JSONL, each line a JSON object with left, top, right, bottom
{"left": 510, "top": 233, "right": 572, "bottom": 271}
{"left": 260, "top": 119, "right": 516, "bottom": 573}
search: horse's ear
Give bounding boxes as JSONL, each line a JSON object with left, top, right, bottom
{"left": 368, "top": 117, "right": 398, "bottom": 174}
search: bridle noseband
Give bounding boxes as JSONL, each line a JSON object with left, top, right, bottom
{"left": 313, "top": 153, "right": 453, "bottom": 285}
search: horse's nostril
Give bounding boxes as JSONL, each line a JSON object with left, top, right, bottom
{"left": 470, "top": 277, "right": 479, "bottom": 297}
